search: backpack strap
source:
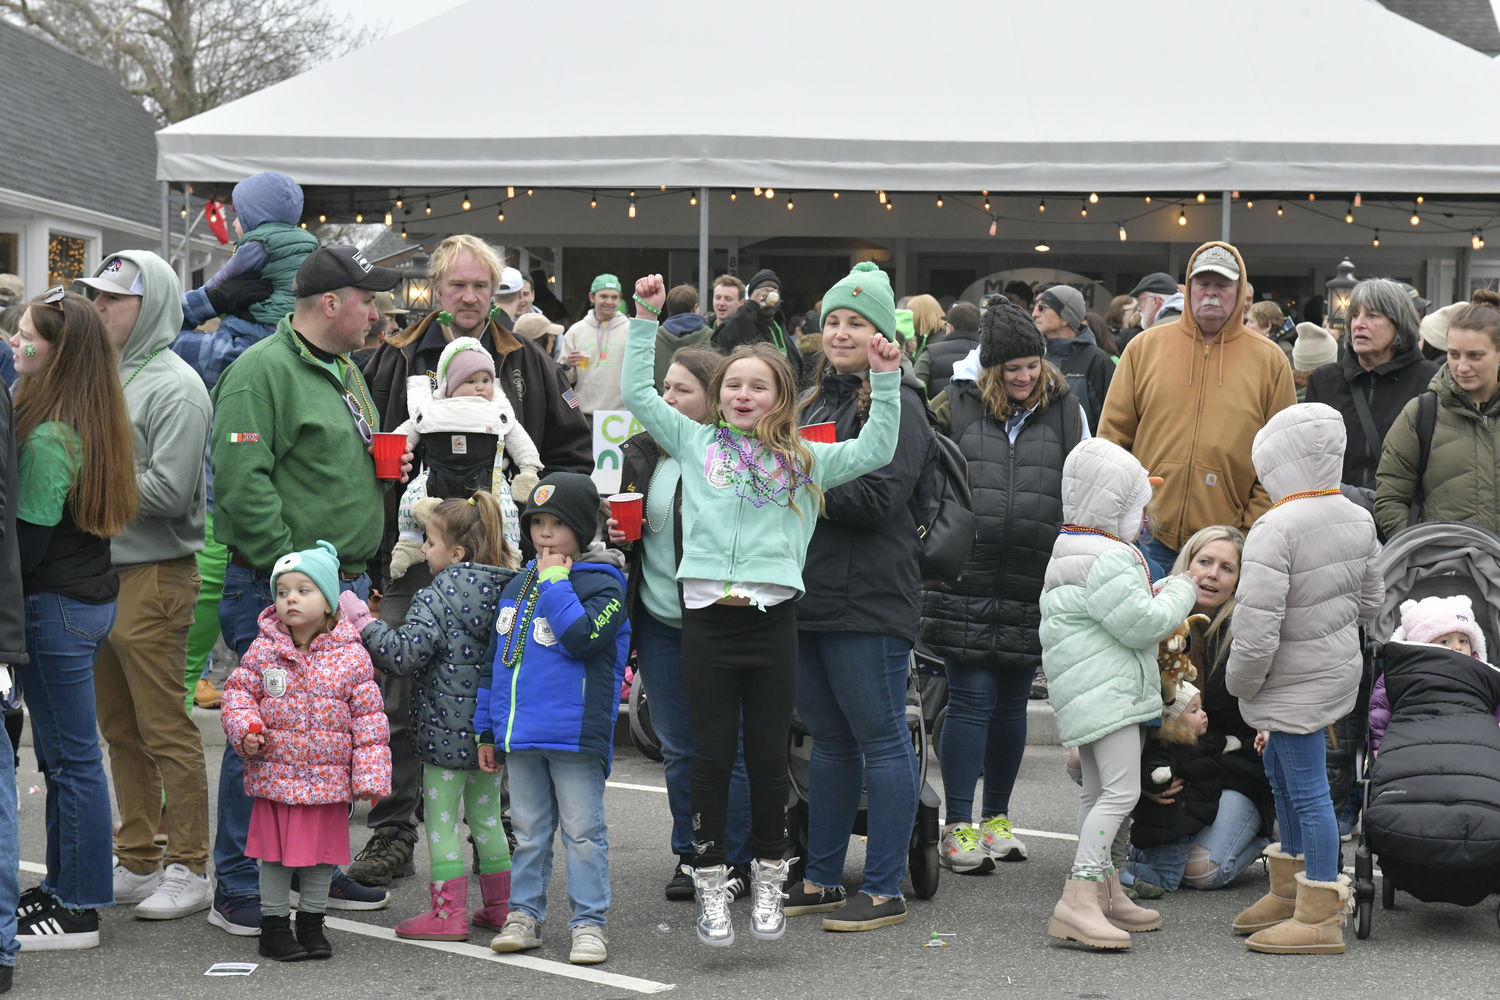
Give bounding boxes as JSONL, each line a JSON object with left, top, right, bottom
{"left": 1407, "top": 389, "right": 1438, "bottom": 528}
{"left": 1347, "top": 377, "right": 1383, "bottom": 474}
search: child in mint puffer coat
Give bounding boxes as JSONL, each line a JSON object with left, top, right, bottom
{"left": 1039, "top": 437, "right": 1198, "bottom": 952}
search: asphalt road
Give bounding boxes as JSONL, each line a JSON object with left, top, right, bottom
{"left": 12, "top": 728, "right": 1500, "bottom": 999}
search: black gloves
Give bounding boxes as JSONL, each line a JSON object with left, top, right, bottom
{"left": 206, "top": 273, "right": 274, "bottom": 315}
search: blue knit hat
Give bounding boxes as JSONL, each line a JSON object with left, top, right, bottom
{"left": 271, "top": 540, "right": 341, "bottom": 612}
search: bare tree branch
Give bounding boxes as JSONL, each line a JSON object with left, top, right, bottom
{"left": 1, "top": 0, "right": 382, "bottom": 123}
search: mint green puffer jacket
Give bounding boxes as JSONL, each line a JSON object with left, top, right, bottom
{"left": 1039, "top": 438, "right": 1198, "bottom": 748}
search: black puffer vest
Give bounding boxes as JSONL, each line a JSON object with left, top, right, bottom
{"left": 919, "top": 383, "right": 1080, "bottom": 670}
{"left": 922, "top": 333, "right": 980, "bottom": 400}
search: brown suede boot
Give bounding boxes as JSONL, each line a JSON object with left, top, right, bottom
{"left": 1245, "top": 872, "right": 1351, "bottom": 954}
{"left": 1097, "top": 871, "right": 1161, "bottom": 931}
{"left": 1232, "top": 843, "right": 1305, "bottom": 934}
{"left": 1048, "top": 878, "right": 1131, "bottom": 950}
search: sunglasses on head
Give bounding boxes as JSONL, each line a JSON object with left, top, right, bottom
{"left": 344, "top": 392, "right": 373, "bottom": 445}
{"left": 41, "top": 285, "right": 66, "bottom": 306}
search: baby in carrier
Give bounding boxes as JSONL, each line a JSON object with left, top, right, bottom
{"left": 1370, "top": 594, "right": 1500, "bottom": 753}
{"left": 388, "top": 337, "right": 542, "bottom": 580}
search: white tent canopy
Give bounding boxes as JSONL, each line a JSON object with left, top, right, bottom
{"left": 157, "top": 0, "right": 1500, "bottom": 194}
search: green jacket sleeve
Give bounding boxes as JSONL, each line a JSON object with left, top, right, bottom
{"left": 1373, "top": 397, "right": 1421, "bottom": 540}
{"left": 1085, "top": 549, "right": 1198, "bottom": 651}
{"left": 210, "top": 385, "right": 293, "bottom": 569}
{"left": 17, "top": 422, "right": 80, "bottom": 527}
{"left": 622, "top": 319, "right": 695, "bottom": 458}
{"left": 811, "top": 369, "right": 901, "bottom": 491}
{"left": 914, "top": 350, "right": 932, "bottom": 392}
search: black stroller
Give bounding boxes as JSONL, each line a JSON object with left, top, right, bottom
{"left": 784, "top": 647, "right": 947, "bottom": 899}
{"left": 1352, "top": 521, "right": 1500, "bottom": 938}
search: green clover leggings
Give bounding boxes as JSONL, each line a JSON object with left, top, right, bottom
{"left": 424, "top": 764, "right": 512, "bottom": 882}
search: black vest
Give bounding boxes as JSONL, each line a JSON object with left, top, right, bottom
{"left": 922, "top": 334, "right": 980, "bottom": 399}
{"left": 919, "top": 384, "right": 1079, "bottom": 670}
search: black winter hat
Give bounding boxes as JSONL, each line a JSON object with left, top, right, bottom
{"left": 520, "top": 472, "right": 600, "bottom": 549}
{"left": 746, "top": 269, "right": 781, "bottom": 295}
{"left": 979, "top": 300, "right": 1047, "bottom": 368}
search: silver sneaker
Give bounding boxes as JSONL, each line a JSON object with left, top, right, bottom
{"left": 749, "top": 858, "right": 794, "bottom": 941}
{"left": 690, "top": 865, "right": 734, "bottom": 947}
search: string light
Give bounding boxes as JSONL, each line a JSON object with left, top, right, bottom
{"left": 1410, "top": 212, "right": 1421, "bottom": 226}
{"left": 936, "top": 194, "right": 944, "bottom": 208}
{"left": 689, "top": 192, "right": 698, "bottom": 206}
{"left": 1416, "top": 196, "right": 1424, "bottom": 204}
{"left": 299, "top": 222, "right": 307, "bottom": 229}
{"left": 1353, "top": 193, "right": 1362, "bottom": 208}
{"left": 832, "top": 191, "right": 839, "bottom": 199}
{"left": 1144, "top": 196, "right": 1152, "bottom": 203}
{"left": 879, "top": 191, "right": 887, "bottom": 204}
{"left": 507, "top": 186, "right": 515, "bottom": 198}
{"left": 1231, "top": 190, "right": 1240, "bottom": 199}
{"left": 660, "top": 185, "right": 667, "bottom": 191}
{"left": 1080, "top": 199, "right": 1088, "bottom": 217}
{"left": 1196, "top": 192, "right": 1206, "bottom": 203}
{"left": 425, "top": 202, "right": 432, "bottom": 215}
{"left": 754, "top": 187, "right": 762, "bottom": 197}
{"left": 401, "top": 225, "right": 408, "bottom": 238}
{"left": 462, "top": 192, "right": 471, "bottom": 211}
{"left": 1246, "top": 200, "right": 1254, "bottom": 209}
{"left": 1038, "top": 198, "right": 1046, "bottom": 213}
{"left": 983, "top": 197, "right": 991, "bottom": 211}
{"left": 1034, "top": 244, "right": 1050, "bottom": 252}
{"left": 1474, "top": 231, "right": 1486, "bottom": 250}
{"left": 989, "top": 218, "right": 997, "bottom": 236}
{"left": 629, "top": 197, "right": 636, "bottom": 219}
{"left": 1308, "top": 193, "right": 1316, "bottom": 201}
{"left": 497, "top": 207, "right": 505, "bottom": 222}
{"left": 1372, "top": 230, "right": 1380, "bottom": 247}
{"left": 885, "top": 196, "right": 893, "bottom": 211}
{"left": 355, "top": 213, "right": 363, "bottom": 223}
{"left": 1277, "top": 202, "right": 1284, "bottom": 216}
{"left": 318, "top": 214, "right": 326, "bottom": 223}
{"left": 1118, "top": 224, "right": 1128, "bottom": 241}
{"left": 786, "top": 193, "right": 794, "bottom": 210}
{"left": 1345, "top": 205, "right": 1354, "bottom": 224}
{"left": 765, "top": 188, "right": 775, "bottom": 199}
{"left": 590, "top": 192, "right": 597, "bottom": 208}
{"left": 1178, "top": 207, "right": 1187, "bottom": 226}
{"left": 180, "top": 207, "right": 187, "bottom": 218}
{"left": 384, "top": 211, "right": 392, "bottom": 226}
{"left": 729, "top": 190, "right": 737, "bottom": 201}
{"left": 527, "top": 188, "right": 534, "bottom": 196}
{"left": 1089, "top": 192, "right": 1099, "bottom": 204}
{"left": 395, "top": 198, "right": 403, "bottom": 209}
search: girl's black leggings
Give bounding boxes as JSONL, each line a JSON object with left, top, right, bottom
{"left": 679, "top": 599, "right": 797, "bottom": 866}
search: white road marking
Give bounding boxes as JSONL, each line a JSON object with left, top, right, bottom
{"left": 1012, "top": 827, "right": 1079, "bottom": 842}
{"left": 20, "top": 861, "right": 44, "bottom": 875}
{"left": 606, "top": 780, "right": 669, "bottom": 794}
{"left": 324, "top": 916, "right": 675, "bottom": 993}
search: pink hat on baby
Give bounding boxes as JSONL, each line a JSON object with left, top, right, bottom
{"left": 1399, "top": 594, "right": 1487, "bottom": 659}
{"left": 443, "top": 341, "right": 495, "bottom": 396}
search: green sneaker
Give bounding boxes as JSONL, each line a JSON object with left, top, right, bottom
{"left": 939, "top": 825, "right": 996, "bottom": 874}
{"left": 978, "top": 815, "right": 1029, "bottom": 861}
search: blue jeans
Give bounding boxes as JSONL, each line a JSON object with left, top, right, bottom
{"left": 1127, "top": 789, "right": 1271, "bottom": 891}
{"left": 18, "top": 592, "right": 117, "bottom": 910}
{"left": 633, "top": 609, "right": 751, "bottom": 864}
{"left": 214, "top": 564, "right": 370, "bottom": 898}
{"left": 0, "top": 690, "right": 18, "bottom": 965}
{"left": 1139, "top": 534, "right": 1176, "bottom": 577}
{"left": 506, "top": 749, "right": 609, "bottom": 929}
{"left": 1265, "top": 730, "right": 1340, "bottom": 881}
{"left": 939, "top": 660, "right": 1032, "bottom": 825}
{"left": 796, "top": 631, "right": 918, "bottom": 899}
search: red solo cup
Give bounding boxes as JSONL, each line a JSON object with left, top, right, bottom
{"left": 372, "top": 432, "right": 406, "bottom": 480}
{"left": 609, "top": 492, "right": 644, "bottom": 541}
{"left": 800, "top": 421, "right": 836, "bottom": 444}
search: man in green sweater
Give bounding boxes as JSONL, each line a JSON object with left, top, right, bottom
{"left": 205, "top": 245, "right": 410, "bottom": 936}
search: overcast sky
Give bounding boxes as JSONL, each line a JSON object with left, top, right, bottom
{"left": 325, "top": 0, "right": 469, "bottom": 38}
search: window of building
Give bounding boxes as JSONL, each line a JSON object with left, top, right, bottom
{"left": 0, "top": 232, "right": 17, "bottom": 275}
{"left": 48, "top": 234, "right": 87, "bottom": 287}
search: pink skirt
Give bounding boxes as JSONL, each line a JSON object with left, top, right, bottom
{"left": 246, "top": 798, "right": 352, "bottom": 867}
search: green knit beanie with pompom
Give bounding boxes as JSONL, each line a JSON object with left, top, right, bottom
{"left": 819, "top": 261, "right": 896, "bottom": 338}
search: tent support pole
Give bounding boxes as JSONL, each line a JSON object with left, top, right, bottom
{"left": 698, "top": 187, "right": 710, "bottom": 310}
{"left": 1221, "top": 190, "right": 1231, "bottom": 243}
{"left": 181, "top": 185, "right": 192, "bottom": 289}
{"left": 160, "top": 182, "right": 170, "bottom": 259}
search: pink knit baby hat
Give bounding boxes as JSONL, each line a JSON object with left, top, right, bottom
{"left": 444, "top": 340, "right": 495, "bottom": 396}
{"left": 1399, "top": 594, "right": 1486, "bottom": 659}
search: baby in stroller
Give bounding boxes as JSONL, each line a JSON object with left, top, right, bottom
{"left": 387, "top": 337, "right": 542, "bottom": 580}
{"left": 1364, "top": 592, "right": 1500, "bottom": 907}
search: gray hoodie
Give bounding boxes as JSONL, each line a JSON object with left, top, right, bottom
{"left": 98, "top": 251, "right": 212, "bottom": 570}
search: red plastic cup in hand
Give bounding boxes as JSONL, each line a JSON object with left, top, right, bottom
{"left": 371, "top": 433, "right": 406, "bottom": 480}
{"left": 800, "top": 421, "right": 836, "bottom": 444}
{"left": 608, "top": 492, "right": 644, "bottom": 541}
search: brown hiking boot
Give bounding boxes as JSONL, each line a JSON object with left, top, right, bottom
{"left": 1233, "top": 843, "right": 1305, "bottom": 934}
{"left": 346, "top": 827, "right": 415, "bottom": 887}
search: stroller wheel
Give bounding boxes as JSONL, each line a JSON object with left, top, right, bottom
{"left": 908, "top": 842, "right": 940, "bottom": 900}
{"left": 1355, "top": 897, "right": 1372, "bottom": 939}
{"left": 1382, "top": 879, "right": 1396, "bottom": 910}
{"left": 929, "top": 706, "right": 946, "bottom": 765}
{"left": 627, "top": 671, "right": 663, "bottom": 762}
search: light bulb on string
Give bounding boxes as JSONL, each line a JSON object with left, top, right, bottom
{"left": 1276, "top": 202, "right": 1283, "bottom": 216}
{"left": 180, "top": 207, "right": 188, "bottom": 218}
{"left": 765, "top": 188, "right": 775, "bottom": 199}
{"left": 300, "top": 222, "right": 307, "bottom": 229}
{"left": 879, "top": 191, "right": 887, "bottom": 204}
{"left": 1178, "top": 207, "right": 1187, "bottom": 226}
{"left": 885, "top": 196, "right": 893, "bottom": 211}
{"left": 1353, "top": 193, "right": 1362, "bottom": 208}
{"left": 395, "top": 198, "right": 403, "bottom": 208}
{"left": 982, "top": 197, "right": 991, "bottom": 211}
{"left": 629, "top": 198, "right": 636, "bottom": 219}
{"left": 590, "top": 191, "right": 597, "bottom": 208}
{"left": 318, "top": 214, "right": 326, "bottom": 223}
{"left": 1232, "top": 190, "right": 1239, "bottom": 199}
{"left": 1246, "top": 200, "right": 1254, "bottom": 209}
{"left": 689, "top": 193, "right": 697, "bottom": 206}
{"left": 1089, "top": 192, "right": 1099, "bottom": 204}
{"left": 507, "top": 187, "right": 515, "bottom": 199}
{"left": 1118, "top": 224, "right": 1128, "bottom": 241}
{"left": 497, "top": 208, "right": 505, "bottom": 222}
{"left": 1345, "top": 206, "right": 1354, "bottom": 224}
{"left": 1196, "top": 192, "right": 1206, "bottom": 203}
{"left": 462, "top": 192, "right": 471, "bottom": 211}
{"left": 1034, "top": 244, "right": 1050, "bottom": 252}
{"left": 1372, "top": 230, "right": 1380, "bottom": 247}
{"left": 660, "top": 185, "right": 666, "bottom": 191}
{"left": 754, "top": 187, "right": 762, "bottom": 197}
{"left": 384, "top": 211, "right": 393, "bottom": 226}
{"left": 425, "top": 202, "right": 432, "bottom": 215}
{"left": 1038, "top": 198, "right": 1046, "bottom": 213}
{"left": 1144, "top": 196, "right": 1152, "bottom": 203}
{"left": 1416, "top": 196, "right": 1424, "bottom": 204}
{"left": 832, "top": 192, "right": 839, "bottom": 199}
{"left": 527, "top": 189, "right": 534, "bottom": 196}
{"left": 989, "top": 218, "right": 997, "bottom": 236}
{"left": 1410, "top": 212, "right": 1420, "bottom": 226}
{"left": 730, "top": 189, "right": 737, "bottom": 201}
{"left": 1308, "top": 193, "right": 1316, "bottom": 201}
{"left": 1474, "top": 231, "right": 1486, "bottom": 250}
{"left": 936, "top": 195, "right": 944, "bottom": 208}
{"left": 786, "top": 193, "right": 794, "bottom": 210}
{"left": 401, "top": 225, "right": 408, "bottom": 238}
{"left": 1080, "top": 200, "right": 1088, "bottom": 217}
{"left": 355, "top": 213, "right": 363, "bottom": 223}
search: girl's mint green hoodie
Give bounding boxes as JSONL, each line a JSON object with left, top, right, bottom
{"left": 622, "top": 319, "right": 899, "bottom": 598}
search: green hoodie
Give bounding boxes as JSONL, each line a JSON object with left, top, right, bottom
{"left": 209, "top": 315, "right": 386, "bottom": 574}
{"left": 95, "top": 251, "right": 212, "bottom": 571}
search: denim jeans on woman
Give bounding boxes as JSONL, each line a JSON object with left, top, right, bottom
{"left": 1126, "top": 789, "right": 1272, "bottom": 891}
{"left": 633, "top": 608, "right": 752, "bottom": 865}
{"left": 1264, "top": 729, "right": 1341, "bottom": 881}
{"left": 939, "top": 661, "right": 1032, "bottom": 825}
{"left": 18, "top": 592, "right": 117, "bottom": 910}
{"left": 0, "top": 691, "right": 19, "bottom": 966}
{"left": 796, "top": 631, "right": 918, "bottom": 899}
{"left": 213, "top": 564, "right": 370, "bottom": 899}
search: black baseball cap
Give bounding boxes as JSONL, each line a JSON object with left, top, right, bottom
{"left": 294, "top": 245, "right": 403, "bottom": 298}
{"left": 1129, "top": 273, "right": 1179, "bottom": 297}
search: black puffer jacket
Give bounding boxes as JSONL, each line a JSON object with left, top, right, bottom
{"left": 796, "top": 367, "right": 934, "bottom": 642}
{"left": 713, "top": 301, "right": 806, "bottom": 385}
{"left": 1366, "top": 640, "right": 1500, "bottom": 904}
{"left": 1193, "top": 618, "right": 1275, "bottom": 836}
{"left": 919, "top": 380, "right": 1081, "bottom": 670}
{"left": 1131, "top": 730, "right": 1226, "bottom": 848}
{"left": 920, "top": 333, "right": 980, "bottom": 400}
{"left": 1304, "top": 344, "right": 1439, "bottom": 489}
{"left": 0, "top": 381, "right": 26, "bottom": 665}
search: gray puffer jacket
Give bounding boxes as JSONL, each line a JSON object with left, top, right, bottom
{"left": 361, "top": 562, "right": 517, "bottom": 768}
{"left": 1227, "top": 404, "right": 1384, "bottom": 734}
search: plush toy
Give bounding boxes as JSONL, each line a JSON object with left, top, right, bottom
{"left": 1158, "top": 614, "right": 1211, "bottom": 706}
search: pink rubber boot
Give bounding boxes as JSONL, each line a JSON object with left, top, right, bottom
{"left": 394, "top": 877, "right": 470, "bottom": 941}
{"left": 471, "top": 871, "right": 512, "bottom": 931}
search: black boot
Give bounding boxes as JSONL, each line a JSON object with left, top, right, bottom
{"left": 0, "top": 962, "right": 13, "bottom": 995}
{"left": 258, "top": 915, "right": 308, "bottom": 962}
{"left": 295, "top": 910, "right": 333, "bottom": 959}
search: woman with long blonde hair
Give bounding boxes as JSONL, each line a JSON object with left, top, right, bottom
{"left": 623, "top": 264, "right": 903, "bottom": 948}
{"left": 905, "top": 294, "right": 945, "bottom": 362}
{"left": 9, "top": 289, "right": 138, "bottom": 949}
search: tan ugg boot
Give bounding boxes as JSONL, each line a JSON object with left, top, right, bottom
{"left": 1048, "top": 878, "right": 1131, "bottom": 950}
{"left": 1097, "top": 871, "right": 1162, "bottom": 931}
{"left": 1232, "top": 843, "right": 1305, "bottom": 934}
{"left": 1245, "top": 872, "right": 1352, "bottom": 954}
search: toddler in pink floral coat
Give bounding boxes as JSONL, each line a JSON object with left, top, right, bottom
{"left": 222, "top": 540, "right": 391, "bottom": 962}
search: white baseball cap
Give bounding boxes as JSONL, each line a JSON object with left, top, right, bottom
{"left": 75, "top": 256, "right": 145, "bottom": 297}
{"left": 496, "top": 266, "right": 525, "bottom": 295}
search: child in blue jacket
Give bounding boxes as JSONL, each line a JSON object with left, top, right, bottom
{"left": 474, "top": 472, "right": 628, "bottom": 966}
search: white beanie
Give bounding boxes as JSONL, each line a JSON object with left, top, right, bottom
{"left": 1420, "top": 301, "right": 1465, "bottom": 354}
{"left": 1163, "top": 681, "right": 1202, "bottom": 724}
{"left": 1291, "top": 322, "right": 1338, "bottom": 372}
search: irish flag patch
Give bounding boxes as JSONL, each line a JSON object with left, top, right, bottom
{"left": 227, "top": 432, "right": 260, "bottom": 443}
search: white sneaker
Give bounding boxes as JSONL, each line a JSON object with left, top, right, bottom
{"left": 113, "top": 865, "right": 162, "bottom": 905}
{"left": 134, "top": 863, "right": 213, "bottom": 920}
{"left": 569, "top": 924, "right": 608, "bottom": 964}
